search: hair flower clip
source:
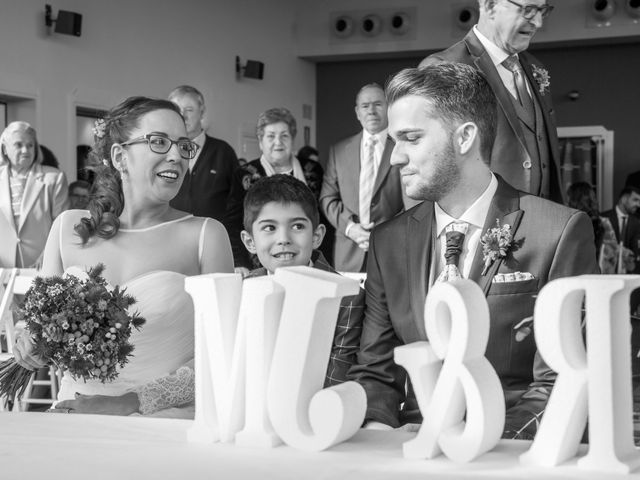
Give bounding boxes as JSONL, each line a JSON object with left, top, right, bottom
{"left": 480, "top": 219, "right": 513, "bottom": 275}
{"left": 92, "top": 119, "right": 107, "bottom": 139}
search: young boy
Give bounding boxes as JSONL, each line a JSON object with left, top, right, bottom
{"left": 240, "top": 174, "right": 365, "bottom": 387}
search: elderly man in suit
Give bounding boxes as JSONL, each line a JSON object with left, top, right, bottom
{"left": 420, "top": 0, "right": 563, "bottom": 203}
{"left": 168, "top": 85, "right": 238, "bottom": 222}
{"left": 0, "top": 121, "right": 69, "bottom": 268}
{"left": 348, "top": 63, "right": 598, "bottom": 439}
{"left": 320, "top": 83, "right": 404, "bottom": 272}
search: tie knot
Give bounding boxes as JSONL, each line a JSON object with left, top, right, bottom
{"left": 502, "top": 55, "right": 521, "bottom": 73}
{"left": 443, "top": 222, "right": 468, "bottom": 266}
{"left": 368, "top": 136, "right": 378, "bottom": 148}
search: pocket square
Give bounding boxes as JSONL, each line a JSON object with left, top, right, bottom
{"left": 492, "top": 271, "right": 535, "bottom": 283}
{"left": 210, "top": 169, "right": 217, "bottom": 175}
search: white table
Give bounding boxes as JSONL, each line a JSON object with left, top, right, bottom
{"left": 0, "top": 412, "right": 636, "bottom": 479}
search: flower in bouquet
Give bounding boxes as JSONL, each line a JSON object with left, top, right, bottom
{"left": 0, "top": 264, "right": 145, "bottom": 401}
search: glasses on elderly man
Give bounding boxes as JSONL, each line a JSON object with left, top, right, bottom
{"left": 120, "top": 133, "right": 199, "bottom": 160}
{"left": 505, "top": 0, "right": 554, "bottom": 19}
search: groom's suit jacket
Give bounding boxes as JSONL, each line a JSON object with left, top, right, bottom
{"left": 421, "top": 30, "right": 564, "bottom": 203}
{"left": 349, "top": 176, "right": 598, "bottom": 437}
{"left": 320, "top": 133, "right": 404, "bottom": 272}
{"left": 0, "top": 162, "right": 69, "bottom": 268}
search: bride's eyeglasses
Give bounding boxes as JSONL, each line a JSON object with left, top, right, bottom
{"left": 120, "top": 133, "right": 199, "bottom": 160}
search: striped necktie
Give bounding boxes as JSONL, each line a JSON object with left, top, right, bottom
{"left": 502, "top": 55, "right": 534, "bottom": 114}
{"left": 359, "top": 136, "right": 378, "bottom": 225}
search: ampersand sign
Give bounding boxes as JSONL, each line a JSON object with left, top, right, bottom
{"left": 395, "top": 279, "right": 505, "bottom": 463}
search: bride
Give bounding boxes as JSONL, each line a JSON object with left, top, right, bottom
{"left": 14, "top": 96, "right": 234, "bottom": 417}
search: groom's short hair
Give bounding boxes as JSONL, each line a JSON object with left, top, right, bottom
{"left": 386, "top": 63, "right": 497, "bottom": 162}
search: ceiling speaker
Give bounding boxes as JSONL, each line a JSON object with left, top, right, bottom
{"left": 389, "top": 12, "right": 411, "bottom": 35}
{"left": 455, "top": 5, "right": 479, "bottom": 30}
{"left": 625, "top": 0, "right": 640, "bottom": 17}
{"left": 591, "top": 0, "right": 617, "bottom": 21}
{"left": 361, "top": 14, "right": 382, "bottom": 37}
{"left": 332, "top": 15, "right": 354, "bottom": 38}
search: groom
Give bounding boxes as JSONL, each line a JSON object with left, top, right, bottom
{"left": 348, "top": 63, "right": 598, "bottom": 439}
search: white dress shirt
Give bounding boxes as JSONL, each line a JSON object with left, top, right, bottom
{"left": 430, "top": 174, "right": 498, "bottom": 285}
{"left": 473, "top": 26, "right": 532, "bottom": 101}
{"left": 615, "top": 205, "right": 629, "bottom": 244}
{"left": 345, "top": 129, "right": 387, "bottom": 236}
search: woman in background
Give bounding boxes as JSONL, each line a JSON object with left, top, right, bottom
{"left": 225, "top": 108, "right": 323, "bottom": 269}
{"left": 0, "top": 122, "right": 69, "bottom": 268}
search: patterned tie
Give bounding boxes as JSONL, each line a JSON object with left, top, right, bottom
{"left": 437, "top": 222, "right": 469, "bottom": 283}
{"left": 359, "top": 136, "right": 377, "bottom": 225}
{"left": 502, "top": 55, "right": 534, "bottom": 114}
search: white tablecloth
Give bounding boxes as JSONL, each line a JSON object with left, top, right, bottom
{"left": 0, "top": 412, "right": 636, "bottom": 479}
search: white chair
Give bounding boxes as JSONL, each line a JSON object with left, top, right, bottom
{"left": 0, "top": 268, "right": 59, "bottom": 411}
{"left": 0, "top": 268, "right": 20, "bottom": 410}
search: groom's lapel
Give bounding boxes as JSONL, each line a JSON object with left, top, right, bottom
{"left": 469, "top": 177, "right": 523, "bottom": 296}
{"left": 408, "top": 202, "right": 433, "bottom": 339}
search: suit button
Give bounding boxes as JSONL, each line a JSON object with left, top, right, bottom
{"left": 522, "top": 160, "right": 532, "bottom": 169}
{"left": 537, "top": 134, "right": 543, "bottom": 141}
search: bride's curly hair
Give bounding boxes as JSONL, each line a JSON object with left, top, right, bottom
{"left": 75, "top": 96, "right": 182, "bottom": 244}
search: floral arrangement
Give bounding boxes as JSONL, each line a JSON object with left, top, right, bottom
{"left": 531, "top": 65, "right": 550, "bottom": 95}
{"left": 92, "top": 118, "right": 107, "bottom": 139}
{"left": 0, "top": 264, "right": 144, "bottom": 401}
{"left": 480, "top": 219, "right": 513, "bottom": 275}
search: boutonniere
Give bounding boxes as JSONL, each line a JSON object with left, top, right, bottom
{"left": 480, "top": 219, "right": 513, "bottom": 275}
{"left": 531, "top": 65, "right": 550, "bottom": 95}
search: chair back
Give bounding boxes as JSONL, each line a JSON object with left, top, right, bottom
{"left": 0, "top": 268, "right": 38, "bottom": 355}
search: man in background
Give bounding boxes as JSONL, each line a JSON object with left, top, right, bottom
{"left": 320, "top": 83, "right": 404, "bottom": 272}
{"left": 68, "top": 180, "right": 91, "bottom": 210}
{"left": 602, "top": 186, "right": 640, "bottom": 274}
{"left": 420, "top": 0, "right": 563, "bottom": 203}
{"left": 168, "top": 85, "right": 238, "bottom": 222}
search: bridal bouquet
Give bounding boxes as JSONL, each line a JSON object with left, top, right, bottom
{"left": 0, "top": 264, "right": 145, "bottom": 400}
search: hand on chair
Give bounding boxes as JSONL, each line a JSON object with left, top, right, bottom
{"left": 12, "top": 331, "right": 47, "bottom": 371}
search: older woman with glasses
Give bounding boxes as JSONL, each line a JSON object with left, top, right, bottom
{"left": 0, "top": 121, "right": 69, "bottom": 268}
{"left": 225, "top": 107, "right": 323, "bottom": 269}
{"left": 14, "top": 96, "right": 233, "bottom": 417}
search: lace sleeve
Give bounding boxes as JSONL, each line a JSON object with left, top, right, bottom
{"left": 134, "top": 365, "right": 195, "bottom": 415}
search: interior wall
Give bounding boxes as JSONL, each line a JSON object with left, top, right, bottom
{"left": 317, "top": 41, "right": 640, "bottom": 205}
{"left": 0, "top": 0, "right": 316, "bottom": 181}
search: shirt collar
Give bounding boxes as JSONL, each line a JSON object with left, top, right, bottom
{"left": 362, "top": 128, "right": 387, "bottom": 145}
{"left": 193, "top": 130, "right": 206, "bottom": 149}
{"left": 473, "top": 25, "right": 514, "bottom": 67}
{"left": 434, "top": 173, "right": 498, "bottom": 237}
{"left": 616, "top": 205, "right": 628, "bottom": 218}
{"left": 267, "top": 259, "right": 314, "bottom": 275}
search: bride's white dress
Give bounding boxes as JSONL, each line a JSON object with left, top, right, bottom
{"left": 57, "top": 270, "right": 195, "bottom": 417}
